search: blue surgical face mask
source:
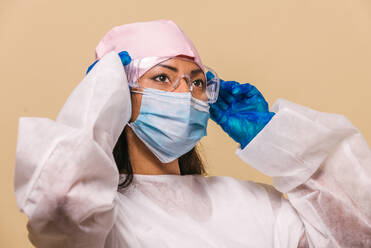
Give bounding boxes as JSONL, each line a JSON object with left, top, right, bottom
{"left": 128, "top": 87, "right": 210, "bottom": 163}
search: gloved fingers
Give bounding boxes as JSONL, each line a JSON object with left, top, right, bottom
{"left": 86, "top": 60, "right": 99, "bottom": 75}
{"left": 238, "top": 111, "right": 274, "bottom": 123}
{"left": 230, "top": 82, "right": 252, "bottom": 95}
{"left": 230, "top": 100, "right": 268, "bottom": 115}
{"left": 233, "top": 84, "right": 269, "bottom": 108}
{"left": 219, "top": 83, "right": 269, "bottom": 112}
{"left": 213, "top": 91, "right": 232, "bottom": 111}
{"left": 209, "top": 104, "right": 220, "bottom": 122}
{"left": 231, "top": 83, "right": 265, "bottom": 101}
{"left": 241, "top": 93, "right": 269, "bottom": 112}
{"left": 210, "top": 103, "right": 227, "bottom": 124}
{"left": 219, "top": 80, "right": 260, "bottom": 105}
{"left": 209, "top": 85, "right": 234, "bottom": 125}
{"left": 218, "top": 86, "right": 236, "bottom": 105}
{"left": 118, "top": 51, "right": 132, "bottom": 66}
{"left": 244, "top": 84, "right": 264, "bottom": 99}
{"left": 206, "top": 71, "right": 215, "bottom": 81}
{"left": 231, "top": 101, "right": 263, "bottom": 113}
{"left": 230, "top": 82, "right": 266, "bottom": 102}
{"left": 86, "top": 51, "right": 131, "bottom": 75}
{"left": 219, "top": 80, "right": 239, "bottom": 93}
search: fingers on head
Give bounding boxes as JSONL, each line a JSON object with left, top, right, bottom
{"left": 118, "top": 51, "right": 132, "bottom": 65}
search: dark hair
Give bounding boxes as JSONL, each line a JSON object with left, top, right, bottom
{"left": 113, "top": 127, "right": 207, "bottom": 189}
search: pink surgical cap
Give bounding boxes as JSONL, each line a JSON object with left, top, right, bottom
{"left": 95, "top": 20, "right": 205, "bottom": 82}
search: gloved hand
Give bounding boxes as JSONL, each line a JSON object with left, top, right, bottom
{"left": 86, "top": 51, "right": 132, "bottom": 74}
{"left": 210, "top": 79, "right": 275, "bottom": 149}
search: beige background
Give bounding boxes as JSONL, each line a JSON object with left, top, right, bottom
{"left": 1, "top": 0, "right": 371, "bottom": 246}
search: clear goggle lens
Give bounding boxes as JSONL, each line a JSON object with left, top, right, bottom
{"left": 124, "top": 56, "right": 220, "bottom": 104}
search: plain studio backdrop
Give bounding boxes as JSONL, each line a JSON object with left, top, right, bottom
{"left": 1, "top": 0, "right": 371, "bottom": 246}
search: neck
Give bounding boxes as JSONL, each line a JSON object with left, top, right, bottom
{"left": 124, "top": 126, "right": 181, "bottom": 175}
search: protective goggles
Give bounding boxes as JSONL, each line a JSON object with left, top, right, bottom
{"left": 124, "top": 56, "right": 220, "bottom": 104}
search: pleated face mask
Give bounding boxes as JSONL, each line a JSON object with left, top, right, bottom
{"left": 128, "top": 88, "right": 210, "bottom": 163}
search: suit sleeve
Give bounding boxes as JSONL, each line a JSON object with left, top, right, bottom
{"left": 236, "top": 98, "right": 371, "bottom": 247}
{"left": 14, "top": 51, "right": 132, "bottom": 248}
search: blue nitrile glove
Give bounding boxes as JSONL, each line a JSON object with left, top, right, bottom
{"left": 86, "top": 51, "right": 132, "bottom": 74}
{"left": 210, "top": 79, "right": 275, "bottom": 149}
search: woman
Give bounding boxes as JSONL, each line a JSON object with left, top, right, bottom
{"left": 14, "top": 20, "right": 371, "bottom": 247}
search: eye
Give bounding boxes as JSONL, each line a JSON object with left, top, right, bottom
{"left": 152, "top": 73, "right": 170, "bottom": 83}
{"left": 192, "top": 79, "right": 205, "bottom": 88}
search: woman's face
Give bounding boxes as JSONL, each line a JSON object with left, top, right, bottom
{"left": 129, "top": 57, "right": 206, "bottom": 122}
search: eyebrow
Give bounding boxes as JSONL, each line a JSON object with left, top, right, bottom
{"left": 158, "top": 64, "right": 178, "bottom": 72}
{"left": 190, "top": 69, "right": 204, "bottom": 76}
{"left": 158, "top": 64, "right": 204, "bottom": 76}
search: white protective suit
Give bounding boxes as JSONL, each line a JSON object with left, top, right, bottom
{"left": 14, "top": 51, "right": 371, "bottom": 248}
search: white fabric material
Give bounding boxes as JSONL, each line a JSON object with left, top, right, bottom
{"left": 14, "top": 51, "right": 371, "bottom": 247}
